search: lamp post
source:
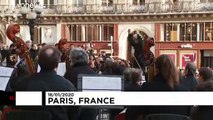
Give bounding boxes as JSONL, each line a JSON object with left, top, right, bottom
{"left": 19, "top": 2, "right": 43, "bottom": 43}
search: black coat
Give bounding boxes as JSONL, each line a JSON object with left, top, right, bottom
{"left": 126, "top": 74, "right": 190, "bottom": 120}
{"left": 64, "top": 63, "right": 98, "bottom": 120}
{"left": 14, "top": 70, "right": 78, "bottom": 120}
{"left": 191, "top": 106, "right": 213, "bottom": 120}
{"left": 124, "top": 82, "right": 142, "bottom": 91}
{"left": 30, "top": 49, "right": 38, "bottom": 61}
{"left": 180, "top": 75, "right": 198, "bottom": 91}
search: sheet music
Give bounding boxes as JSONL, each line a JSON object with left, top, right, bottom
{"left": 0, "top": 67, "right": 13, "bottom": 77}
{"left": 56, "top": 63, "right": 66, "bottom": 76}
{"left": 0, "top": 67, "right": 13, "bottom": 91}
{"left": 0, "top": 77, "right": 10, "bottom": 91}
{"left": 37, "top": 62, "right": 66, "bottom": 76}
{"left": 82, "top": 76, "right": 122, "bottom": 90}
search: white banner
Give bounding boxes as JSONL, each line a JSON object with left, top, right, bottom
{"left": 46, "top": 92, "right": 213, "bottom": 106}
{"left": 16, "top": 92, "right": 42, "bottom": 106}
{"left": 15, "top": 92, "right": 213, "bottom": 106}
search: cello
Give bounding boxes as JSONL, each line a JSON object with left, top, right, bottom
{"left": 6, "top": 24, "right": 36, "bottom": 74}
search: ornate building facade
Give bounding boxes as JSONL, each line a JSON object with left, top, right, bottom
{"left": 0, "top": 0, "right": 213, "bottom": 68}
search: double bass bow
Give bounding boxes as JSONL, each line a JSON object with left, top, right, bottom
{"left": 6, "top": 24, "right": 36, "bottom": 74}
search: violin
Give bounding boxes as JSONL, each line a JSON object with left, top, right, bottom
{"left": 6, "top": 24, "right": 36, "bottom": 74}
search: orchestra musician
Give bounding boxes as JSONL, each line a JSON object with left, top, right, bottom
{"left": 13, "top": 46, "right": 78, "bottom": 120}
{"left": 127, "top": 29, "right": 145, "bottom": 71}
{"left": 5, "top": 24, "right": 36, "bottom": 91}
{"left": 57, "top": 38, "right": 72, "bottom": 71}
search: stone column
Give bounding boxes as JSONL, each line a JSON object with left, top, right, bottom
{"left": 82, "top": 25, "right": 85, "bottom": 41}
{"left": 197, "top": 23, "right": 200, "bottom": 42}
{"left": 160, "top": 24, "right": 164, "bottom": 41}
{"left": 177, "top": 24, "right": 180, "bottom": 42}
{"left": 56, "top": 23, "right": 62, "bottom": 42}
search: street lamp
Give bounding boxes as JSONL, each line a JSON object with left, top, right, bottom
{"left": 19, "top": 2, "right": 43, "bottom": 42}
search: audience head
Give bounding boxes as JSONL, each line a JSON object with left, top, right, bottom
{"left": 25, "top": 40, "right": 32, "bottom": 49}
{"left": 89, "top": 55, "right": 95, "bottom": 61}
{"left": 111, "top": 62, "right": 123, "bottom": 75}
{"left": 123, "top": 67, "right": 132, "bottom": 82}
{"left": 37, "top": 44, "right": 42, "bottom": 50}
{"left": 131, "top": 68, "right": 142, "bottom": 85}
{"left": 9, "top": 43, "right": 15, "bottom": 50}
{"left": 155, "top": 54, "right": 179, "bottom": 89}
{"left": 196, "top": 81, "right": 213, "bottom": 91}
{"left": 38, "top": 46, "right": 61, "bottom": 71}
{"left": 41, "top": 43, "right": 47, "bottom": 47}
{"left": 198, "top": 67, "right": 213, "bottom": 82}
{"left": 69, "top": 48, "right": 89, "bottom": 67}
{"left": 70, "top": 44, "right": 74, "bottom": 50}
{"left": 184, "top": 62, "right": 197, "bottom": 76}
{"left": 55, "top": 43, "right": 58, "bottom": 48}
{"left": 31, "top": 43, "right": 38, "bottom": 50}
{"left": 101, "top": 51, "right": 106, "bottom": 57}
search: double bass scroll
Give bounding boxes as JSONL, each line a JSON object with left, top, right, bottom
{"left": 6, "top": 24, "right": 36, "bottom": 74}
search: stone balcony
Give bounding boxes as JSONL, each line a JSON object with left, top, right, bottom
{"left": 34, "top": 2, "right": 213, "bottom": 14}
{"left": 1, "top": 1, "right": 213, "bottom": 23}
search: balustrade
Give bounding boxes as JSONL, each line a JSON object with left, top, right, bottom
{"left": 0, "top": 1, "right": 213, "bottom": 15}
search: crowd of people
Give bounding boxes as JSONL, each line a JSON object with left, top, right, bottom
{"left": 0, "top": 41, "right": 46, "bottom": 67}
{"left": 0, "top": 39, "right": 213, "bottom": 120}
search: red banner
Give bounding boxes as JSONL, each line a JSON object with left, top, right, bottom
{"left": 181, "top": 54, "right": 195, "bottom": 68}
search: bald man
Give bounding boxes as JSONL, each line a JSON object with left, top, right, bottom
{"left": 14, "top": 46, "right": 78, "bottom": 120}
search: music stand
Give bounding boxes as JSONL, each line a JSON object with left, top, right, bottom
{"left": 78, "top": 74, "right": 124, "bottom": 92}
{"left": 77, "top": 74, "right": 124, "bottom": 120}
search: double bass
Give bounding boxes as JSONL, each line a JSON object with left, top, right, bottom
{"left": 1, "top": 24, "right": 36, "bottom": 119}
{"left": 142, "top": 37, "right": 155, "bottom": 81}
{"left": 127, "top": 31, "right": 155, "bottom": 81}
{"left": 6, "top": 24, "right": 36, "bottom": 74}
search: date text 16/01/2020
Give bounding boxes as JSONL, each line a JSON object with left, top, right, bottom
{"left": 48, "top": 97, "right": 115, "bottom": 105}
